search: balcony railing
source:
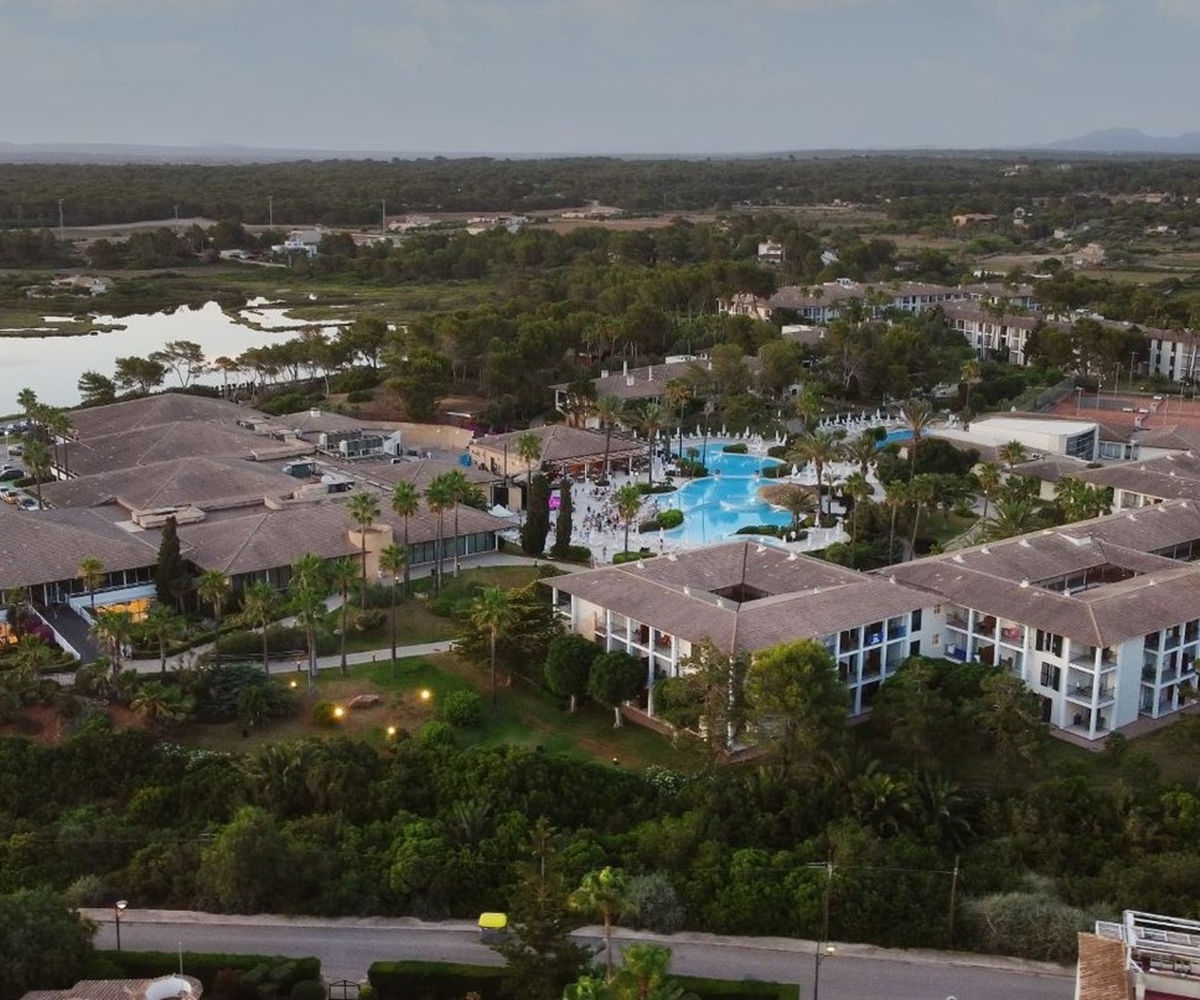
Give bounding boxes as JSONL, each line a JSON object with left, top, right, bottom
{"left": 946, "top": 614, "right": 970, "bottom": 632}
{"left": 864, "top": 631, "right": 884, "bottom": 647}
{"left": 887, "top": 624, "right": 907, "bottom": 640}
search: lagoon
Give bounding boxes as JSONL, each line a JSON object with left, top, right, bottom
{"left": 0, "top": 301, "right": 346, "bottom": 413}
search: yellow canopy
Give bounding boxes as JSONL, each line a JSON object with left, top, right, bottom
{"left": 478, "top": 912, "right": 508, "bottom": 930}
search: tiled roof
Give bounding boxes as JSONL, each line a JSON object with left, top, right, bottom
{"left": 1081, "top": 453, "right": 1200, "bottom": 502}
{"left": 321, "top": 457, "right": 500, "bottom": 491}
{"left": 68, "top": 393, "right": 249, "bottom": 440}
{"left": 471, "top": 425, "right": 642, "bottom": 464}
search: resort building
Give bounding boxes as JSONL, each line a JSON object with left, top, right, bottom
{"left": 468, "top": 424, "right": 644, "bottom": 483}
{"left": 1079, "top": 910, "right": 1200, "bottom": 1000}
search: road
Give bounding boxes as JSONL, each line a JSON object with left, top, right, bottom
{"left": 85, "top": 909, "right": 1075, "bottom": 1000}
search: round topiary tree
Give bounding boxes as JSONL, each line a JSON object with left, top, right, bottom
{"left": 544, "top": 634, "right": 601, "bottom": 713}
{"left": 440, "top": 689, "right": 484, "bottom": 728}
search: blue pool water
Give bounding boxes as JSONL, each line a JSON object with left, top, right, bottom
{"left": 659, "top": 446, "right": 792, "bottom": 545}
{"left": 879, "top": 428, "right": 913, "bottom": 447}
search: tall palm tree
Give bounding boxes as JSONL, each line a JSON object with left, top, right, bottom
{"left": 786, "top": 427, "right": 844, "bottom": 519}
{"left": 974, "top": 462, "right": 1002, "bottom": 524}
{"left": 999, "top": 439, "right": 1028, "bottom": 469}
{"left": 390, "top": 481, "right": 420, "bottom": 595}
{"left": 142, "top": 602, "right": 184, "bottom": 674}
{"left": 593, "top": 393, "right": 624, "bottom": 482}
{"left": 907, "top": 475, "right": 936, "bottom": 555}
{"left": 844, "top": 429, "right": 879, "bottom": 478}
{"left": 42, "top": 406, "right": 72, "bottom": 479}
{"left": 515, "top": 430, "right": 543, "bottom": 484}
{"left": 960, "top": 358, "right": 983, "bottom": 415}
{"left": 900, "top": 399, "right": 935, "bottom": 475}
{"left": 759, "top": 482, "right": 817, "bottom": 536}
{"left": 469, "top": 585, "right": 516, "bottom": 708}
{"left": 196, "top": 569, "right": 231, "bottom": 664}
{"left": 884, "top": 479, "right": 908, "bottom": 561}
{"left": 77, "top": 556, "right": 104, "bottom": 610}
{"left": 345, "top": 490, "right": 380, "bottom": 608}
{"left": 425, "top": 473, "right": 456, "bottom": 595}
{"left": 289, "top": 553, "right": 329, "bottom": 683}
{"left": 15, "top": 388, "right": 37, "bottom": 431}
{"left": 21, "top": 435, "right": 49, "bottom": 509}
{"left": 328, "top": 557, "right": 358, "bottom": 677}
{"left": 613, "top": 483, "right": 643, "bottom": 556}
{"left": 843, "top": 471, "right": 873, "bottom": 544}
{"left": 568, "top": 867, "right": 631, "bottom": 982}
{"left": 664, "top": 379, "right": 692, "bottom": 463}
{"left": 634, "top": 400, "right": 667, "bottom": 485}
{"left": 239, "top": 580, "right": 277, "bottom": 675}
{"left": 378, "top": 542, "right": 407, "bottom": 673}
{"left": 90, "top": 608, "right": 134, "bottom": 677}
{"left": 442, "top": 469, "right": 472, "bottom": 577}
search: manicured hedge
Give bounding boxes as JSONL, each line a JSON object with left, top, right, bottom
{"left": 723, "top": 442, "right": 749, "bottom": 454}
{"left": 94, "top": 950, "right": 320, "bottom": 993}
{"left": 614, "top": 550, "right": 658, "bottom": 564}
{"left": 677, "top": 976, "right": 800, "bottom": 1000}
{"left": 369, "top": 960, "right": 505, "bottom": 1000}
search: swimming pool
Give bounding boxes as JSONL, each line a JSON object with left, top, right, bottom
{"left": 660, "top": 445, "right": 792, "bottom": 545}
{"left": 878, "top": 428, "right": 913, "bottom": 447}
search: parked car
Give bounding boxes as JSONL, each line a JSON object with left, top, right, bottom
{"left": 7, "top": 444, "right": 23, "bottom": 457}
{"left": 0, "top": 486, "right": 19, "bottom": 503}
{"left": 0, "top": 468, "right": 24, "bottom": 482}
{"left": 16, "top": 496, "right": 38, "bottom": 510}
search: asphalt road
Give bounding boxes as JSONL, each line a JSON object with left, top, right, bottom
{"left": 86, "top": 910, "right": 1075, "bottom": 1000}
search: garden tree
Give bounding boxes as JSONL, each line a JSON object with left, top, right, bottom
{"left": 613, "top": 483, "right": 643, "bottom": 556}
{"left": 900, "top": 399, "right": 935, "bottom": 474}
{"left": 907, "top": 474, "right": 937, "bottom": 554}
{"left": 469, "top": 586, "right": 517, "bottom": 708}
{"left": 385, "top": 344, "right": 453, "bottom": 420}
{"left": 975, "top": 462, "right": 1002, "bottom": 523}
{"left": 999, "top": 439, "right": 1028, "bottom": 469}
{"left": 492, "top": 818, "right": 591, "bottom": 1000}
{"left": 442, "top": 469, "right": 474, "bottom": 577}
{"left": 390, "top": 481, "right": 420, "bottom": 594}
{"left": 1054, "top": 476, "right": 1111, "bottom": 523}
{"left": 976, "top": 670, "right": 1046, "bottom": 782}
{"left": 633, "top": 401, "right": 667, "bottom": 485}
{"left": 908, "top": 770, "right": 974, "bottom": 853}
{"left": 328, "top": 557, "right": 358, "bottom": 677}
{"left": 198, "top": 805, "right": 294, "bottom": 913}
{"left": 346, "top": 490, "right": 380, "bottom": 606}
{"left": 544, "top": 633, "right": 600, "bottom": 713}
{"left": 744, "top": 638, "right": 847, "bottom": 775}
{"left": 594, "top": 393, "right": 625, "bottom": 481}
{"left": 842, "top": 471, "right": 873, "bottom": 543}
{"left": 21, "top": 435, "right": 48, "bottom": 509}
{"left": 664, "top": 378, "right": 693, "bottom": 460}
{"left": 197, "top": 569, "right": 231, "bottom": 663}
{"left": 239, "top": 580, "right": 278, "bottom": 674}
{"left": 141, "top": 601, "right": 185, "bottom": 674}
{"left": 985, "top": 497, "right": 1038, "bottom": 541}
{"left": 660, "top": 638, "right": 747, "bottom": 752}
{"left": 960, "top": 357, "right": 983, "bottom": 414}
{"left": 378, "top": 543, "right": 407, "bottom": 669}
{"left": 90, "top": 608, "right": 134, "bottom": 674}
{"left": 149, "top": 339, "right": 209, "bottom": 388}
{"left": 289, "top": 553, "right": 329, "bottom": 682}
{"left": 0, "top": 889, "right": 95, "bottom": 1000}
{"left": 457, "top": 580, "right": 563, "bottom": 688}
{"left": 76, "top": 370, "right": 117, "bottom": 406}
{"left": 844, "top": 429, "right": 880, "bottom": 478}
{"left": 757, "top": 339, "right": 803, "bottom": 399}
{"left": 521, "top": 474, "right": 551, "bottom": 555}
{"left": 130, "top": 679, "right": 194, "bottom": 731}
{"left": 869, "top": 660, "right": 955, "bottom": 770}
{"left": 758, "top": 482, "right": 817, "bottom": 536}
{"left": 569, "top": 867, "right": 632, "bottom": 981}
{"left": 113, "top": 354, "right": 167, "bottom": 393}
{"left": 588, "top": 650, "right": 644, "bottom": 728}
{"left": 425, "top": 472, "right": 456, "bottom": 594}
{"left": 560, "top": 374, "right": 598, "bottom": 428}
{"left": 787, "top": 428, "right": 844, "bottom": 518}
{"left": 154, "top": 515, "right": 191, "bottom": 609}
{"left": 76, "top": 556, "right": 104, "bottom": 610}
{"left": 553, "top": 479, "right": 574, "bottom": 558}
{"left": 516, "top": 430, "right": 543, "bottom": 484}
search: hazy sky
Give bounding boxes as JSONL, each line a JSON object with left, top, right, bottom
{"left": 2, "top": 0, "right": 1197, "bottom": 154}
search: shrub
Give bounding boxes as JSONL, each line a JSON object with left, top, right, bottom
{"left": 613, "top": 550, "right": 657, "bottom": 564}
{"left": 369, "top": 961, "right": 505, "bottom": 1000}
{"left": 345, "top": 389, "right": 374, "bottom": 403}
{"left": 440, "top": 689, "right": 483, "bottom": 728}
{"left": 675, "top": 457, "right": 708, "bottom": 477}
{"left": 636, "top": 483, "right": 676, "bottom": 495}
{"left": 62, "top": 873, "right": 108, "bottom": 908}
{"left": 194, "top": 663, "right": 286, "bottom": 723}
{"left": 417, "top": 720, "right": 456, "bottom": 747}
{"left": 959, "top": 889, "right": 1093, "bottom": 963}
{"left": 657, "top": 508, "right": 684, "bottom": 529}
{"left": 767, "top": 444, "right": 788, "bottom": 458}
{"left": 332, "top": 367, "right": 384, "bottom": 394}
{"left": 557, "top": 544, "right": 593, "bottom": 564}
{"left": 312, "top": 701, "right": 340, "bottom": 728}
{"left": 354, "top": 609, "right": 387, "bottom": 631}
{"left": 626, "top": 872, "right": 686, "bottom": 933}
{"left": 723, "top": 442, "right": 748, "bottom": 454}
{"left": 97, "top": 952, "right": 320, "bottom": 993}
{"left": 289, "top": 980, "right": 327, "bottom": 1000}
{"left": 760, "top": 463, "right": 787, "bottom": 479}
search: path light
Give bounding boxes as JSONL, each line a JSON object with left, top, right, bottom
{"left": 114, "top": 899, "right": 127, "bottom": 952}
{"left": 333, "top": 705, "right": 345, "bottom": 720}
{"left": 386, "top": 725, "right": 397, "bottom": 738}
{"left": 289, "top": 679, "right": 298, "bottom": 690}
{"left": 419, "top": 689, "right": 432, "bottom": 703}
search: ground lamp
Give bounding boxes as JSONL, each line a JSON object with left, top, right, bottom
{"left": 114, "top": 899, "right": 127, "bottom": 951}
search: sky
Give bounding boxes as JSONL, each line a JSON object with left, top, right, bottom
{"left": 1, "top": 0, "right": 1198, "bottom": 155}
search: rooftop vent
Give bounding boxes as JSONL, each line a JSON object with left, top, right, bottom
{"left": 1020, "top": 579, "right": 1030, "bottom": 588}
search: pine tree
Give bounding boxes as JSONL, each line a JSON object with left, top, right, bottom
{"left": 154, "top": 515, "right": 190, "bottom": 610}
{"left": 552, "top": 479, "right": 573, "bottom": 558}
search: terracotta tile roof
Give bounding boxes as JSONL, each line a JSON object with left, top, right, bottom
{"left": 320, "top": 457, "right": 500, "bottom": 491}
{"left": 471, "top": 425, "right": 642, "bottom": 464}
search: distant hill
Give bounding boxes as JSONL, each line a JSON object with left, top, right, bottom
{"left": 1041, "top": 128, "right": 1200, "bottom": 154}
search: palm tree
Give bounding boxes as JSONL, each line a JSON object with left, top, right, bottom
{"left": 843, "top": 470, "right": 873, "bottom": 544}
{"left": 22, "top": 435, "right": 49, "bottom": 509}
{"left": 634, "top": 401, "right": 667, "bottom": 485}
{"left": 844, "top": 429, "right": 879, "bottom": 478}
{"left": 974, "top": 462, "right": 1002, "bottom": 524}
{"left": 390, "top": 481, "right": 420, "bottom": 595}
{"left": 594, "top": 393, "right": 624, "bottom": 482}
{"left": 900, "top": 399, "right": 935, "bottom": 475}
{"left": 43, "top": 406, "right": 71, "bottom": 479}
{"left": 328, "top": 557, "right": 358, "bottom": 677}
{"left": 345, "top": 490, "right": 380, "bottom": 608}
{"left": 289, "top": 553, "right": 329, "bottom": 683}
{"left": 131, "top": 680, "right": 193, "bottom": 732}
{"left": 884, "top": 478, "right": 908, "bottom": 560}
{"left": 239, "top": 580, "right": 277, "bottom": 674}
{"left": 378, "top": 543, "right": 407, "bottom": 673}
{"left": 960, "top": 358, "right": 983, "bottom": 415}
{"left": 142, "top": 602, "right": 184, "bottom": 674}
{"left": 613, "top": 483, "right": 643, "bottom": 556}
{"left": 999, "top": 439, "right": 1028, "bottom": 469}
{"left": 77, "top": 556, "right": 104, "bottom": 610}
{"left": 196, "top": 569, "right": 231, "bottom": 664}
{"left": 907, "top": 475, "right": 936, "bottom": 555}
{"left": 90, "top": 608, "right": 134, "bottom": 676}
{"left": 786, "top": 428, "right": 844, "bottom": 519}
{"left": 515, "top": 430, "right": 543, "bottom": 484}
{"left": 425, "top": 473, "right": 456, "bottom": 595}
{"left": 568, "top": 867, "right": 631, "bottom": 982}
{"left": 664, "top": 379, "right": 692, "bottom": 463}
{"left": 986, "top": 497, "right": 1038, "bottom": 540}
{"left": 441, "top": 469, "right": 472, "bottom": 577}
{"left": 469, "top": 585, "right": 516, "bottom": 708}
{"left": 759, "top": 482, "right": 817, "bottom": 536}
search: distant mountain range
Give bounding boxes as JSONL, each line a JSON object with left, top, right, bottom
{"left": 1038, "top": 128, "right": 1200, "bottom": 154}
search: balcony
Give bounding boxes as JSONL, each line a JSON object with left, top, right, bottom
{"left": 945, "top": 612, "right": 970, "bottom": 632}
{"left": 945, "top": 643, "right": 968, "bottom": 662}
{"left": 887, "top": 623, "right": 907, "bottom": 641}
{"left": 999, "top": 625, "right": 1025, "bottom": 646}
{"left": 592, "top": 615, "right": 608, "bottom": 638}
{"left": 1070, "top": 647, "right": 1099, "bottom": 670}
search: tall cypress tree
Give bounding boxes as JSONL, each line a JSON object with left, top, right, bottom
{"left": 520, "top": 474, "right": 551, "bottom": 556}
{"left": 552, "top": 480, "right": 573, "bottom": 558}
{"left": 154, "top": 515, "right": 190, "bottom": 610}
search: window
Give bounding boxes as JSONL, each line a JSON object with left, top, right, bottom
{"left": 1036, "top": 630, "right": 1063, "bottom": 657}
{"left": 911, "top": 608, "right": 922, "bottom": 632}
{"left": 1040, "top": 663, "right": 1061, "bottom": 691}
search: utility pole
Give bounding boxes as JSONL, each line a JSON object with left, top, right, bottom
{"left": 811, "top": 861, "right": 835, "bottom": 1000}
{"left": 947, "top": 855, "right": 960, "bottom": 948}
